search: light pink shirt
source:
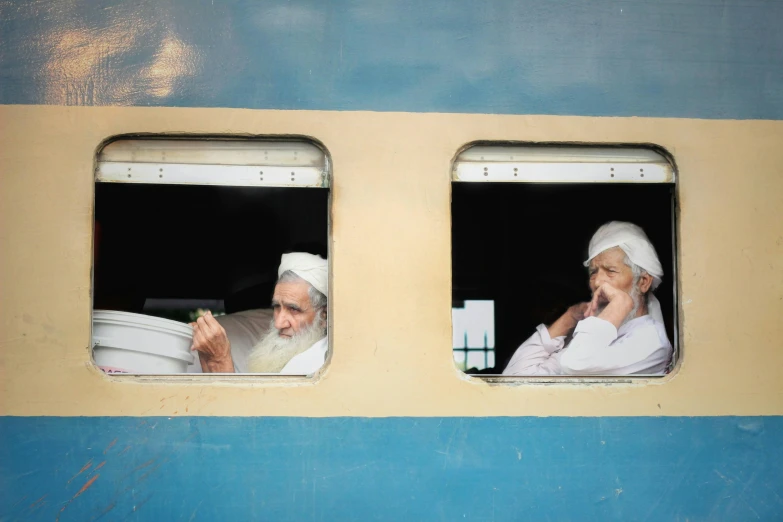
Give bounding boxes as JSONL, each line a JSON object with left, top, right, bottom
{"left": 502, "top": 315, "right": 672, "bottom": 376}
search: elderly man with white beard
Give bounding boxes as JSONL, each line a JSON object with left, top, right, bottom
{"left": 191, "top": 252, "right": 328, "bottom": 374}
{"left": 502, "top": 221, "right": 672, "bottom": 376}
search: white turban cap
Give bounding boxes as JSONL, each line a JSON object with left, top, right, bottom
{"left": 278, "top": 252, "right": 328, "bottom": 297}
{"left": 583, "top": 221, "right": 665, "bottom": 323}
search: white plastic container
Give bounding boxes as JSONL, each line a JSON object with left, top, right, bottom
{"left": 92, "top": 310, "right": 195, "bottom": 374}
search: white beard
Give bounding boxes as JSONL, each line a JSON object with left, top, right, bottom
{"left": 248, "top": 319, "right": 326, "bottom": 373}
{"left": 622, "top": 287, "right": 643, "bottom": 327}
{"left": 620, "top": 288, "right": 642, "bottom": 328}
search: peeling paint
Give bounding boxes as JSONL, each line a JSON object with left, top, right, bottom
{"left": 28, "top": 494, "right": 46, "bottom": 509}
{"left": 56, "top": 475, "right": 100, "bottom": 522}
{"left": 103, "top": 438, "right": 117, "bottom": 454}
{"left": 74, "top": 474, "right": 99, "bottom": 499}
{"left": 66, "top": 459, "right": 92, "bottom": 484}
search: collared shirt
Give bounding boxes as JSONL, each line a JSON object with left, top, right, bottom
{"left": 280, "top": 336, "right": 328, "bottom": 375}
{"left": 502, "top": 315, "right": 672, "bottom": 376}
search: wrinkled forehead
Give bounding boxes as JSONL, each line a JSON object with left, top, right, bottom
{"left": 588, "top": 246, "right": 627, "bottom": 268}
{"left": 272, "top": 280, "right": 312, "bottom": 305}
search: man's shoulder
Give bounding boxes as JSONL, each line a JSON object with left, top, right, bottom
{"left": 620, "top": 316, "right": 671, "bottom": 349}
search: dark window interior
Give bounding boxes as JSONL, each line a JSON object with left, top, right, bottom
{"left": 452, "top": 182, "right": 676, "bottom": 374}
{"left": 94, "top": 183, "right": 328, "bottom": 321}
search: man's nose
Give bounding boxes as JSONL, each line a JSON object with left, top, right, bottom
{"left": 274, "top": 310, "right": 291, "bottom": 330}
{"left": 593, "top": 272, "right": 608, "bottom": 288}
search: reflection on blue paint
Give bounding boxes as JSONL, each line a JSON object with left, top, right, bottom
{"left": 1, "top": 0, "right": 782, "bottom": 119}
{"left": 1, "top": 416, "right": 782, "bottom": 521}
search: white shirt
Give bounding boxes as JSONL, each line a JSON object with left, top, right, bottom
{"left": 502, "top": 315, "right": 672, "bottom": 376}
{"left": 187, "top": 309, "right": 272, "bottom": 373}
{"left": 279, "top": 336, "right": 328, "bottom": 375}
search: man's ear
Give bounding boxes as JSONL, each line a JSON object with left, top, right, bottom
{"left": 638, "top": 272, "right": 653, "bottom": 294}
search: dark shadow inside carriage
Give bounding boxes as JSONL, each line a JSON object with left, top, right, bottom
{"left": 451, "top": 183, "right": 676, "bottom": 375}
{"left": 93, "top": 183, "right": 328, "bottom": 321}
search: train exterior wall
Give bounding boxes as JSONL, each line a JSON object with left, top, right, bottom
{"left": 1, "top": 1, "right": 783, "bottom": 521}
{"left": 3, "top": 416, "right": 782, "bottom": 521}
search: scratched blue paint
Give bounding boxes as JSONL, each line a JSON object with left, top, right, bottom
{"left": 1, "top": 417, "right": 781, "bottom": 521}
{"left": 1, "top": 0, "right": 782, "bottom": 119}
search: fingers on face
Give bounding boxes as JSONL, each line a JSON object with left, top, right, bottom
{"left": 587, "top": 291, "right": 603, "bottom": 317}
{"left": 599, "top": 282, "right": 621, "bottom": 296}
{"left": 595, "top": 283, "right": 611, "bottom": 300}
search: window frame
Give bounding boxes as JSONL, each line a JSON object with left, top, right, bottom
{"left": 90, "top": 134, "right": 333, "bottom": 381}
{"left": 450, "top": 141, "right": 680, "bottom": 384}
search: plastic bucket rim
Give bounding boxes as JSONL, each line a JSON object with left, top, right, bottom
{"left": 93, "top": 309, "right": 193, "bottom": 337}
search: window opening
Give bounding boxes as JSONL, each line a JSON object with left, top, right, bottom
{"left": 93, "top": 137, "right": 330, "bottom": 377}
{"left": 451, "top": 144, "right": 677, "bottom": 379}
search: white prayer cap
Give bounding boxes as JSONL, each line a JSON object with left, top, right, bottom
{"left": 278, "top": 252, "right": 328, "bottom": 296}
{"left": 583, "top": 221, "right": 664, "bottom": 290}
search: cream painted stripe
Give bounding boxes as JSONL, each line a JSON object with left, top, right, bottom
{"left": 1, "top": 105, "right": 782, "bottom": 417}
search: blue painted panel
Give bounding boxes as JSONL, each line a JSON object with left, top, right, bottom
{"left": 0, "top": 0, "right": 782, "bottom": 119}
{"left": 1, "top": 417, "right": 781, "bottom": 521}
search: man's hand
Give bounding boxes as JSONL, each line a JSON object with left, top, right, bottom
{"left": 566, "top": 302, "right": 589, "bottom": 323}
{"left": 585, "top": 283, "right": 634, "bottom": 329}
{"left": 548, "top": 302, "right": 589, "bottom": 338}
{"left": 190, "top": 311, "right": 235, "bottom": 373}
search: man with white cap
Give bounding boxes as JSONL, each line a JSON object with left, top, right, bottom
{"left": 191, "top": 252, "right": 328, "bottom": 374}
{"left": 503, "top": 221, "right": 672, "bottom": 376}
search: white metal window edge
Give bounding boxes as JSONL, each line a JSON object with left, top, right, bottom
{"left": 453, "top": 146, "right": 674, "bottom": 183}
{"left": 97, "top": 162, "right": 326, "bottom": 187}
{"left": 97, "top": 139, "right": 330, "bottom": 188}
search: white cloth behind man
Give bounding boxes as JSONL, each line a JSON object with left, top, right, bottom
{"left": 187, "top": 309, "right": 272, "bottom": 373}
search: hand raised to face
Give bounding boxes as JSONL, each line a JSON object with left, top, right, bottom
{"left": 584, "top": 283, "right": 635, "bottom": 328}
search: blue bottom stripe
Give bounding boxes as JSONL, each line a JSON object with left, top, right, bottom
{"left": 1, "top": 416, "right": 781, "bottom": 521}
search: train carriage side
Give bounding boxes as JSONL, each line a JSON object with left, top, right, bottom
{"left": 1, "top": 1, "right": 783, "bottom": 520}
